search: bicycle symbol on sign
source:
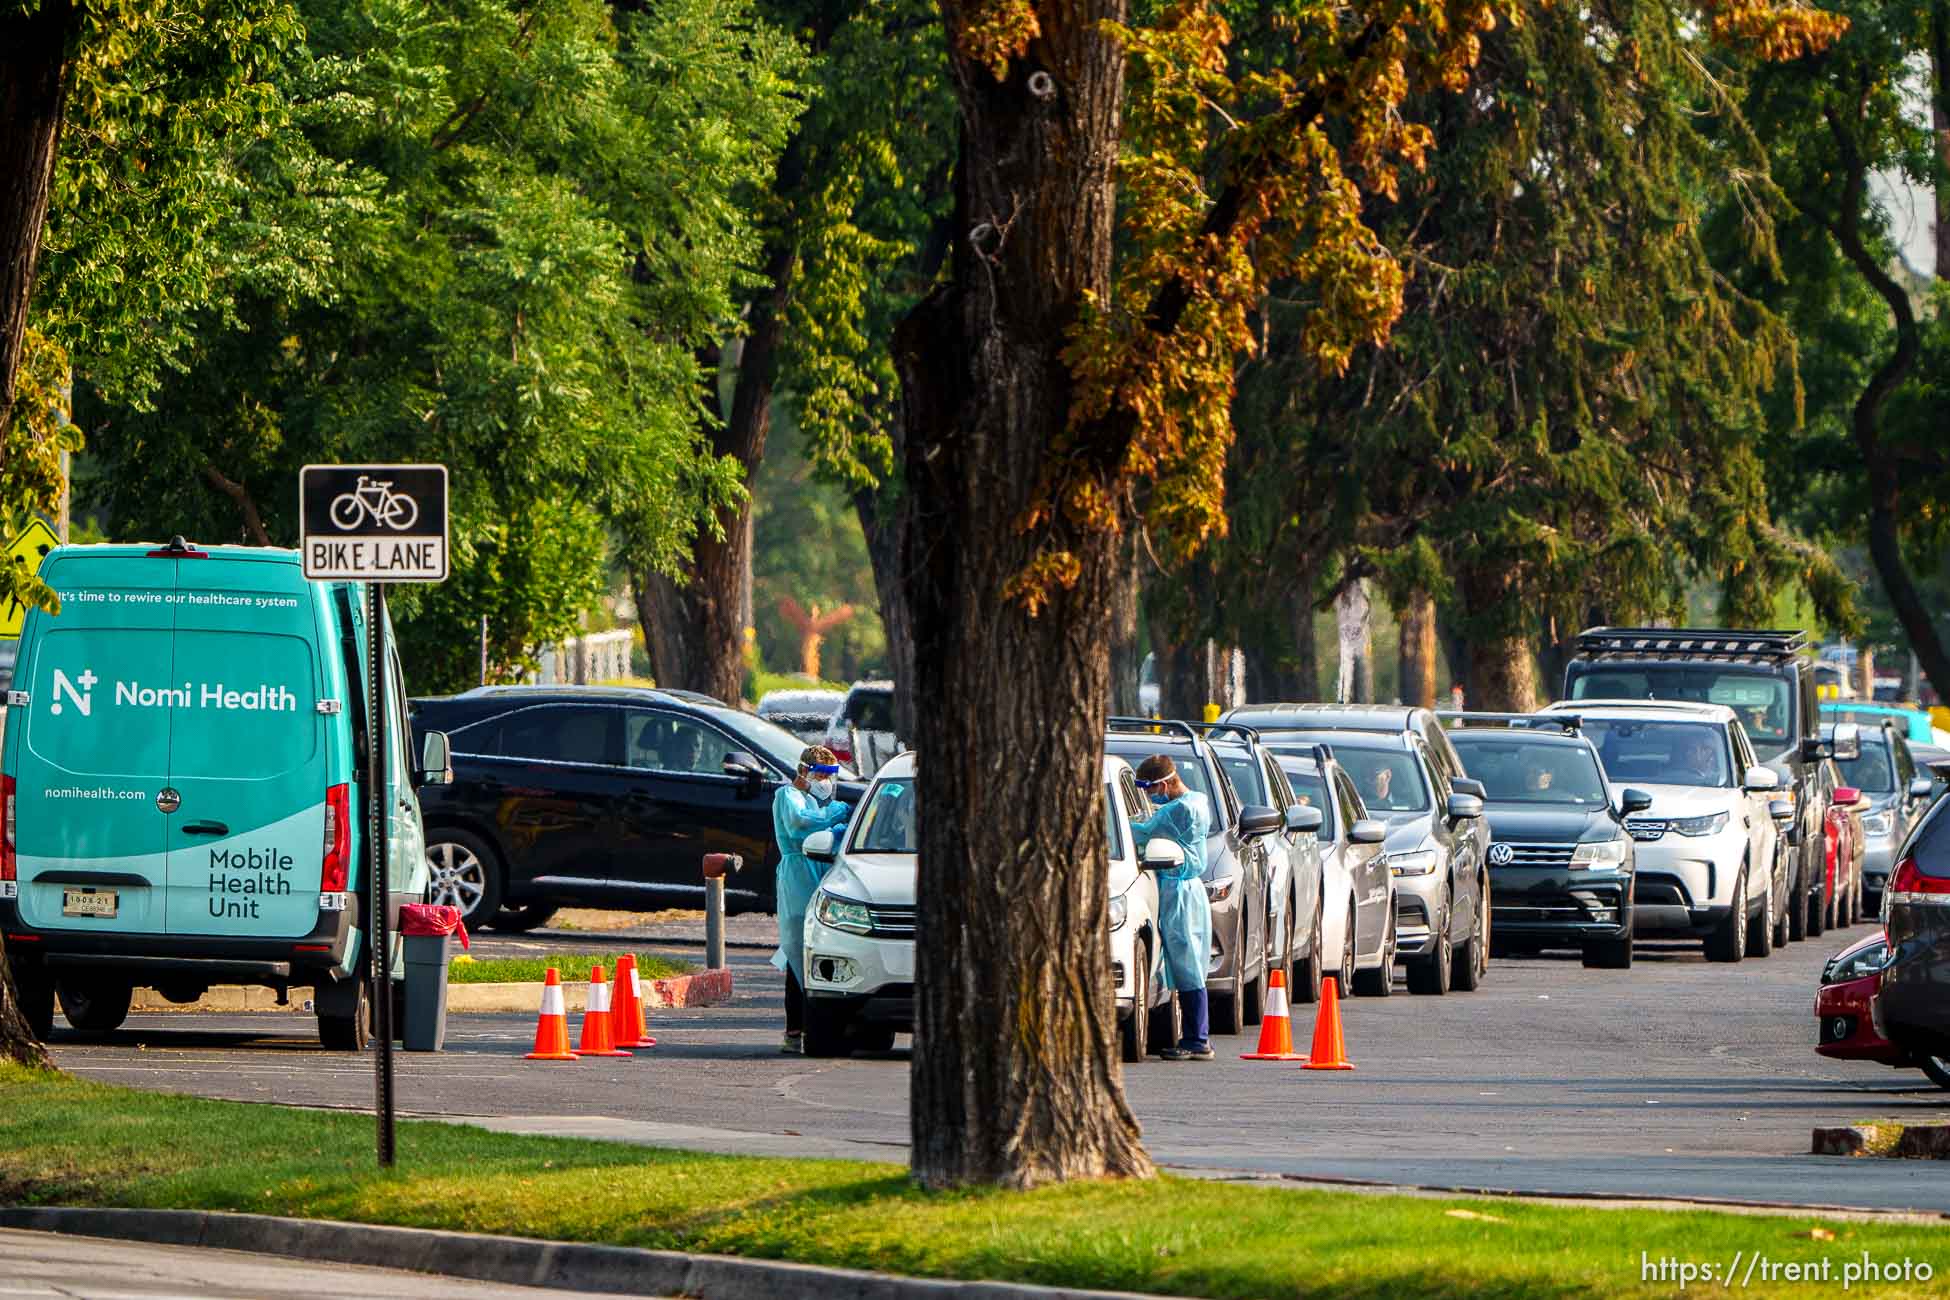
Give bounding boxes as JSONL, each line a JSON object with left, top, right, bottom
{"left": 329, "top": 476, "right": 420, "bottom": 532}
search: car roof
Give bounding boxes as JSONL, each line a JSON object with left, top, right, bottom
{"left": 1224, "top": 703, "right": 1420, "bottom": 731}
{"left": 1258, "top": 729, "right": 1411, "bottom": 752}
{"left": 874, "top": 751, "right": 917, "bottom": 779}
{"left": 1542, "top": 699, "right": 1736, "bottom": 722}
{"left": 1447, "top": 728, "right": 1592, "bottom": 749}
{"left": 1102, "top": 754, "right": 1134, "bottom": 780}
{"left": 424, "top": 684, "right": 689, "bottom": 707}
{"left": 846, "top": 681, "right": 894, "bottom": 694}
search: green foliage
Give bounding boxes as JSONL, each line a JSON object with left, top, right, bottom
{"left": 0, "top": 331, "right": 82, "bottom": 620}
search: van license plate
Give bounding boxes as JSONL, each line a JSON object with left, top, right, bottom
{"left": 62, "top": 889, "right": 118, "bottom": 919}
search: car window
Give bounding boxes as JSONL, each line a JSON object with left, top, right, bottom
{"left": 1570, "top": 666, "right": 1794, "bottom": 751}
{"left": 845, "top": 689, "right": 895, "bottom": 731}
{"left": 1446, "top": 737, "right": 1609, "bottom": 806}
{"left": 1331, "top": 746, "right": 1430, "bottom": 813}
{"left": 1581, "top": 719, "right": 1733, "bottom": 788}
{"left": 1203, "top": 752, "right": 1240, "bottom": 825}
{"left": 852, "top": 776, "right": 917, "bottom": 853}
{"left": 1218, "top": 752, "right": 1268, "bottom": 806}
{"left": 1838, "top": 737, "right": 1897, "bottom": 793}
{"left": 1335, "top": 770, "right": 1371, "bottom": 825}
{"left": 495, "top": 706, "right": 619, "bottom": 766}
{"left": 1103, "top": 783, "right": 1127, "bottom": 859}
{"left": 1262, "top": 754, "right": 1294, "bottom": 808}
{"left": 1120, "top": 771, "right": 1146, "bottom": 820}
{"left": 1276, "top": 762, "right": 1335, "bottom": 840}
{"left": 625, "top": 711, "right": 740, "bottom": 775}
{"left": 1893, "top": 735, "right": 1916, "bottom": 785}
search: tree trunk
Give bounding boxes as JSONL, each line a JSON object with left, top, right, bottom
{"left": 855, "top": 486, "right": 917, "bottom": 741}
{"left": 1107, "top": 531, "right": 1141, "bottom": 715}
{"left": 1932, "top": 10, "right": 1950, "bottom": 280}
{"left": 0, "top": 0, "right": 75, "bottom": 443}
{"left": 894, "top": 2, "right": 1150, "bottom": 1189}
{"left": 1397, "top": 590, "right": 1437, "bottom": 710}
{"left": 1468, "top": 634, "right": 1538, "bottom": 711}
{"left": 1335, "top": 580, "right": 1373, "bottom": 703}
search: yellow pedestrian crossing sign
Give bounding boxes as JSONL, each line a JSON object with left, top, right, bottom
{"left": 0, "top": 519, "right": 60, "bottom": 640}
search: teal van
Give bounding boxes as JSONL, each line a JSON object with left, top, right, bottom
{"left": 0, "top": 539, "right": 448, "bottom": 1048}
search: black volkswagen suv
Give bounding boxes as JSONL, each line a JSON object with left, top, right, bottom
{"left": 1440, "top": 714, "right": 1652, "bottom": 969}
{"left": 411, "top": 686, "right": 851, "bottom": 929}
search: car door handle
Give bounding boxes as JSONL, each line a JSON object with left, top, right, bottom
{"left": 182, "top": 821, "right": 229, "bottom": 836}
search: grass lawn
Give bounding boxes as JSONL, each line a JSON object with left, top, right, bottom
{"left": 445, "top": 952, "right": 692, "bottom": 984}
{"left": 0, "top": 1064, "right": 1943, "bottom": 1298}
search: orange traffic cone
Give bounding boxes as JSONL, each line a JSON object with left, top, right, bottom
{"left": 1303, "top": 975, "right": 1355, "bottom": 1071}
{"left": 612, "top": 954, "right": 657, "bottom": 1049}
{"left": 576, "top": 964, "right": 633, "bottom": 1058}
{"left": 524, "top": 967, "right": 578, "bottom": 1061}
{"left": 1241, "top": 966, "right": 1305, "bottom": 1060}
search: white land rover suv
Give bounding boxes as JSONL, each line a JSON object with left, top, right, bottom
{"left": 798, "top": 752, "right": 1170, "bottom": 1058}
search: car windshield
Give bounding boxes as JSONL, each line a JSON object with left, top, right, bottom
{"left": 1326, "top": 746, "right": 1429, "bottom": 814}
{"left": 1569, "top": 665, "right": 1793, "bottom": 752}
{"left": 1582, "top": 720, "right": 1733, "bottom": 788}
{"left": 851, "top": 777, "right": 918, "bottom": 853}
{"left": 1837, "top": 738, "right": 1896, "bottom": 792}
{"left": 702, "top": 707, "right": 815, "bottom": 774}
{"left": 1448, "top": 737, "right": 1609, "bottom": 806}
{"left": 1277, "top": 764, "right": 1335, "bottom": 840}
{"left": 1217, "top": 753, "right": 1267, "bottom": 805}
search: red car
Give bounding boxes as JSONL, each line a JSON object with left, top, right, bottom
{"left": 1821, "top": 785, "right": 1866, "bottom": 930}
{"left": 1815, "top": 931, "right": 1950, "bottom": 1088}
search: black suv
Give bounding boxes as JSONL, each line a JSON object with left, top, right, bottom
{"left": 1564, "top": 628, "right": 1833, "bottom": 941}
{"left": 1439, "top": 713, "right": 1652, "bottom": 970}
{"left": 1878, "top": 796, "right": 1950, "bottom": 1066}
{"left": 411, "top": 686, "right": 853, "bottom": 929}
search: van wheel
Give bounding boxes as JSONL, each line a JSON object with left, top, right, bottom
{"left": 317, "top": 978, "right": 372, "bottom": 1051}
{"left": 425, "top": 830, "right": 503, "bottom": 926}
{"left": 1121, "top": 938, "right": 1151, "bottom": 1064}
{"left": 490, "top": 903, "right": 558, "bottom": 933}
{"left": 803, "top": 998, "right": 853, "bottom": 1058}
{"left": 15, "top": 964, "right": 55, "bottom": 1039}
{"left": 56, "top": 978, "right": 132, "bottom": 1035}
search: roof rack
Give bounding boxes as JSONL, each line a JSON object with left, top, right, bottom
{"left": 1224, "top": 702, "right": 1409, "bottom": 717}
{"left": 1106, "top": 717, "right": 1201, "bottom": 744}
{"left": 1572, "top": 627, "right": 1809, "bottom": 664}
{"left": 1187, "top": 722, "right": 1261, "bottom": 744}
{"left": 1437, "top": 710, "right": 1581, "bottom": 734}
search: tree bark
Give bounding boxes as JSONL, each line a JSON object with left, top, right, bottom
{"left": 199, "top": 464, "right": 273, "bottom": 546}
{"left": 1107, "top": 531, "right": 1141, "bottom": 715}
{"left": 1459, "top": 572, "right": 1538, "bottom": 710}
{"left": 855, "top": 486, "right": 917, "bottom": 741}
{"left": 1931, "top": 8, "right": 1950, "bottom": 280}
{"left": 1334, "top": 580, "right": 1373, "bottom": 704}
{"left": 894, "top": 2, "right": 1151, "bottom": 1188}
{"left": 0, "top": 0, "right": 75, "bottom": 446}
{"left": 1397, "top": 590, "right": 1437, "bottom": 710}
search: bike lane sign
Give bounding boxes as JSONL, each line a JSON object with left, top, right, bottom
{"left": 299, "top": 464, "right": 449, "bottom": 581}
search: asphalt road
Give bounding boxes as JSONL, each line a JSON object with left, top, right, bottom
{"left": 49, "top": 916, "right": 1950, "bottom": 1214}
{"left": 0, "top": 1227, "right": 627, "bottom": 1299}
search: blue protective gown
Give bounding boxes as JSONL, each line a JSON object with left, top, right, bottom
{"left": 771, "top": 785, "right": 852, "bottom": 984}
{"left": 1131, "top": 790, "right": 1212, "bottom": 992}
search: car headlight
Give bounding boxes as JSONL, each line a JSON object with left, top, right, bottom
{"left": 1205, "top": 875, "right": 1237, "bottom": 903}
{"left": 1860, "top": 810, "right": 1894, "bottom": 837}
{"left": 1670, "top": 811, "right": 1728, "bottom": 837}
{"left": 1389, "top": 850, "right": 1440, "bottom": 877}
{"left": 1571, "top": 837, "right": 1629, "bottom": 868}
{"left": 1109, "top": 894, "right": 1129, "bottom": 931}
{"left": 813, "top": 891, "right": 873, "bottom": 935}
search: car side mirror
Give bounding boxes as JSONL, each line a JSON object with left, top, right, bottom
{"left": 804, "top": 830, "right": 838, "bottom": 864}
{"left": 1238, "top": 804, "right": 1282, "bottom": 837}
{"left": 1349, "top": 819, "right": 1388, "bottom": 844}
{"left": 1287, "top": 805, "right": 1324, "bottom": 834}
{"left": 1830, "top": 723, "right": 1861, "bottom": 762}
{"left": 1451, "top": 777, "right": 1486, "bottom": 798}
{"left": 1142, "top": 836, "right": 1185, "bottom": 872}
{"left": 1768, "top": 798, "right": 1794, "bottom": 822}
{"left": 1833, "top": 785, "right": 1861, "bottom": 807}
{"left": 1742, "top": 765, "right": 1780, "bottom": 793}
{"left": 1909, "top": 777, "right": 1934, "bottom": 800}
{"left": 721, "top": 749, "right": 764, "bottom": 781}
{"left": 1619, "top": 787, "right": 1654, "bottom": 815}
{"left": 1446, "top": 792, "right": 1483, "bottom": 820}
{"left": 415, "top": 731, "right": 453, "bottom": 787}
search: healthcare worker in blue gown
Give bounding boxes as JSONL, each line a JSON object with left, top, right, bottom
{"left": 772, "top": 745, "right": 851, "bottom": 1054}
{"left": 1131, "top": 754, "right": 1214, "bottom": 1061}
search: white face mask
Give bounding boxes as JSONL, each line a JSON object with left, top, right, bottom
{"left": 809, "top": 778, "right": 836, "bottom": 802}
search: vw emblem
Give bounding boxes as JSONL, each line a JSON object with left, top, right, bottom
{"left": 156, "top": 787, "right": 181, "bottom": 814}
{"left": 1487, "top": 842, "right": 1514, "bottom": 866}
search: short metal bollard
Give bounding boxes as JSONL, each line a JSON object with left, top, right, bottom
{"left": 701, "top": 853, "right": 743, "bottom": 969}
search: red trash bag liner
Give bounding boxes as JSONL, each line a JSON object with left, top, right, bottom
{"left": 398, "top": 902, "right": 469, "bottom": 949}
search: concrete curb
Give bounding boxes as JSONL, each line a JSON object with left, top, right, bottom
{"left": 0, "top": 1207, "right": 1162, "bottom": 1300}
{"left": 128, "top": 968, "right": 735, "bottom": 1016}
{"left": 1813, "top": 1124, "right": 1950, "bottom": 1159}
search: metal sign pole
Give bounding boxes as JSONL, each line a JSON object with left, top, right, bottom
{"left": 368, "top": 580, "right": 395, "bottom": 1167}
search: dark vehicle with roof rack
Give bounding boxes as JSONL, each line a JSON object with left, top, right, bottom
{"left": 1437, "top": 713, "right": 1652, "bottom": 969}
{"left": 411, "top": 685, "right": 861, "bottom": 928}
{"left": 1563, "top": 628, "right": 1834, "bottom": 943}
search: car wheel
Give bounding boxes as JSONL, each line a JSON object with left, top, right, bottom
{"left": 1772, "top": 878, "right": 1791, "bottom": 950}
{"left": 56, "top": 977, "right": 132, "bottom": 1035}
{"left": 1408, "top": 902, "right": 1454, "bottom": 996}
{"left": 425, "top": 829, "right": 504, "bottom": 927}
{"left": 1787, "top": 862, "right": 1807, "bottom": 942}
{"left": 1582, "top": 935, "right": 1633, "bottom": 969}
{"left": 1211, "top": 915, "right": 1247, "bottom": 1035}
{"left": 317, "top": 978, "right": 372, "bottom": 1052}
{"left": 803, "top": 998, "right": 854, "bottom": 1058}
{"left": 850, "top": 1025, "right": 897, "bottom": 1054}
{"left": 1746, "top": 880, "right": 1774, "bottom": 958}
{"left": 1920, "top": 1055, "right": 1950, "bottom": 1091}
{"left": 1147, "top": 989, "right": 1181, "bottom": 1057}
{"left": 1806, "top": 875, "right": 1827, "bottom": 938}
{"left": 1353, "top": 913, "right": 1395, "bottom": 998}
{"left": 1243, "top": 923, "right": 1267, "bottom": 1028}
{"left": 1122, "top": 937, "right": 1151, "bottom": 1064}
{"left": 1335, "top": 898, "right": 1358, "bottom": 998}
{"left": 1294, "top": 901, "right": 1323, "bottom": 1005}
{"left": 490, "top": 903, "right": 558, "bottom": 933}
{"left": 1452, "top": 882, "right": 1487, "bottom": 992}
{"left": 1705, "top": 866, "right": 1747, "bottom": 963}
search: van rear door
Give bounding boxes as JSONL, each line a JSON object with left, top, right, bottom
{"left": 162, "top": 556, "right": 330, "bottom": 938}
{"left": 12, "top": 553, "right": 175, "bottom": 933}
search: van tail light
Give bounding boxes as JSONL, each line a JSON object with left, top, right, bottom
{"left": 1, "top": 774, "right": 15, "bottom": 882}
{"left": 321, "top": 783, "right": 350, "bottom": 892}
{"left": 1887, "top": 856, "right": 1950, "bottom": 901}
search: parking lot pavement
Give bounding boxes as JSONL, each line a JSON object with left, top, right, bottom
{"left": 49, "top": 919, "right": 1950, "bottom": 1214}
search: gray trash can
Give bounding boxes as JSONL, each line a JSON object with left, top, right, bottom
{"left": 402, "top": 932, "right": 452, "bottom": 1051}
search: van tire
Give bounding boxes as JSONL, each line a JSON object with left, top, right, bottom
{"left": 56, "top": 978, "right": 132, "bottom": 1035}
{"left": 317, "top": 978, "right": 371, "bottom": 1052}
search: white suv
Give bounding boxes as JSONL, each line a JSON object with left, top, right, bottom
{"left": 1540, "top": 700, "right": 1785, "bottom": 961}
{"left": 798, "top": 752, "right": 1169, "bottom": 1057}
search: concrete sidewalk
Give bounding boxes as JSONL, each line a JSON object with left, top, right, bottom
{"left": 129, "top": 968, "right": 734, "bottom": 1015}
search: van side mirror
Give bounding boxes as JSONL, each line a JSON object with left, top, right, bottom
{"left": 1287, "top": 804, "right": 1323, "bottom": 834}
{"left": 1349, "top": 819, "right": 1387, "bottom": 844}
{"left": 804, "top": 830, "right": 838, "bottom": 864}
{"left": 1619, "top": 788, "right": 1654, "bottom": 815}
{"left": 1142, "top": 837, "right": 1185, "bottom": 872}
{"left": 1742, "top": 765, "right": 1780, "bottom": 793}
{"left": 416, "top": 731, "right": 453, "bottom": 787}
